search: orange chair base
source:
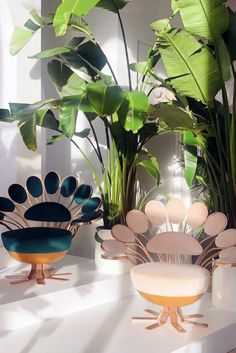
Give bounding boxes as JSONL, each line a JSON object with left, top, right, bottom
{"left": 132, "top": 291, "right": 208, "bottom": 333}
{"left": 6, "top": 264, "right": 71, "bottom": 285}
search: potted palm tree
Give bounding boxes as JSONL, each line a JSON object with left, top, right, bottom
{"left": 0, "top": 0, "right": 161, "bottom": 235}
{"left": 146, "top": 0, "right": 236, "bottom": 227}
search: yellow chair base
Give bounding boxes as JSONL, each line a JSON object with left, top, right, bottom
{"left": 6, "top": 264, "right": 71, "bottom": 285}
{"left": 132, "top": 291, "right": 208, "bottom": 333}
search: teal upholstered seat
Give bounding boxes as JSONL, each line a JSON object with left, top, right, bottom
{"left": 2, "top": 228, "right": 72, "bottom": 254}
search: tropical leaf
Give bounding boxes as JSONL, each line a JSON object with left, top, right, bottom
{"left": 183, "top": 130, "right": 198, "bottom": 187}
{"left": 129, "top": 62, "right": 147, "bottom": 74}
{"left": 36, "top": 109, "right": 59, "bottom": 131}
{"left": 75, "top": 128, "right": 90, "bottom": 138}
{"left": 151, "top": 19, "right": 171, "bottom": 32}
{"left": 61, "top": 74, "right": 86, "bottom": 96}
{"left": 59, "top": 103, "right": 77, "bottom": 137}
{"left": 69, "top": 15, "right": 94, "bottom": 40}
{"left": 138, "top": 156, "right": 160, "bottom": 184}
{"left": 19, "top": 118, "right": 37, "bottom": 151}
{"left": 48, "top": 60, "right": 74, "bottom": 94}
{"left": 0, "top": 109, "right": 16, "bottom": 122}
{"left": 96, "top": 0, "right": 130, "bottom": 13}
{"left": 157, "top": 29, "right": 222, "bottom": 103}
{"left": 223, "top": 9, "right": 236, "bottom": 61}
{"left": 10, "top": 27, "right": 35, "bottom": 55}
{"left": 118, "top": 92, "right": 149, "bottom": 133}
{"left": 30, "top": 47, "right": 71, "bottom": 59}
{"left": 47, "top": 134, "right": 65, "bottom": 145}
{"left": 175, "top": 0, "right": 229, "bottom": 42}
{"left": 175, "top": 0, "right": 230, "bottom": 81}
{"left": 53, "top": 0, "right": 100, "bottom": 36}
{"left": 86, "top": 81, "right": 124, "bottom": 116}
{"left": 149, "top": 103, "right": 194, "bottom": 129}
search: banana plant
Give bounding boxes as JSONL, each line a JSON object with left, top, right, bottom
{"left": 0, "top": 0, "right": 161, "bottom": 229}
{"left": 148, "top": 0, "right": 236, "bottom": 227}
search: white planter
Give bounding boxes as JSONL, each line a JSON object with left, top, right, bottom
{"left": 95, "top": 229, "right": 131, "bottom": 275}
{"left": 212, "top": 266, "right": 236, "bottom": 311}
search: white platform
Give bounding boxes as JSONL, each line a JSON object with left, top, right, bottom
{"left": 1, "top": 293, "right": 236, "bottom": 353}
{"left": 0, "top": 255, "right": 134, "bottom": 333}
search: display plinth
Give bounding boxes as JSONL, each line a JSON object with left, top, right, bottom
{"left": 0, "top": 255, "right": 134, "bottom": 333}
{"left": 1, "top": 293, "right": 236, "bottom": 353}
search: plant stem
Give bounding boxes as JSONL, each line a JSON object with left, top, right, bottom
{"left": 110, "top": 0, "right": 132, "bottom": 90}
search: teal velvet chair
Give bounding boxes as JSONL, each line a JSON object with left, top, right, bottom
{"left": 0, "top": 172, "right": 102, "bottom": 285}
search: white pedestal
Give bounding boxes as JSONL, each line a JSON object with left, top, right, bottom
{"left": 0, "top": 255, "right": 134, "bottom": 333}
{"left": 212, "top": 267, "right": 236, "bottom": 311}
{"left": 1, "top": 293, "right": 236, "bottom": 353}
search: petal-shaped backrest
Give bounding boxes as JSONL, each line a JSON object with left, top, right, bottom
{"left": 0, "top": 212, "right": 5, "bottom": 220}
{"left": 145, "top": 200, "right": 166, "bottom": 226}
{"left": 215, "top": 229, "right": 236, "bottom": 248}
{"left": 74, "top": 184, "right": 92, "bottom": 205}
{"left": 24, "top": 202, "right": 71, "bottom": 222}
{"left": 166, "top": 198, "right": 186, "bottom": 224}
{"left": 126, "top": 210, "right": 149, "bottom": 233}
{"left": 81, "top": 197, "right": 101, "bottom": 213}
{"left": 26, "top": 176, "right": 43, "bottom": 198}
{"left": 0, "top": 197, "right": 15, "bottom": 212}
{"left": 8, "top": 184, "right": 27, "bottom": 204}
{"left": 186, "top": 202, "right": 208, "bottom": 228}
{"left": 147, "top": 232, "right": 203, "bottom": 255}
{"left": 204, "top": 212, "right": 227, "bottom": 236}
{"left": 44, "top": 172, "right": 60, "bottom": 195}
{"left": 60, "top": 176, "right": 77, "bottom": 198}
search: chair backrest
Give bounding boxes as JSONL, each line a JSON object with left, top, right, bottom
{"left": 0, "top": 172, "right": 103, "bottom": 232}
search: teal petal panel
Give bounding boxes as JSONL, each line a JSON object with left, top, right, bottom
{"left": 24, "top": 202, "right": 71, "bottom": 222}
{"left": 8, "top": 184, "right": 27, "bottom": 204}
{"left": 81, "top": 197, "right": 101, "bottom": 213}
{"left": 0, "top": 212, "right": 5, "bottom": 220}
{"left": 61, "top": 176, "right": 77, "bottom": 198}
{"left": 44, "top": 172, "right": 60, "bottom": 194}
{"left": 2, "top": 227, "right": 72, "bottom": 253}
{"left": 26, "top": 176, "right": 43, "bottom": 198}
{"left": 0, "top": 197, "right": 15, "bottom": 212}
{"left": 74, "top": 184, "right": 92, "bottom": 205}
{"left": 71, "top": 210, "right": 103, "bottom": 225}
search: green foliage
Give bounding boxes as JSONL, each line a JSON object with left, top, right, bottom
{"left": 96, "top": 0, "right": 130, "bottom": 13}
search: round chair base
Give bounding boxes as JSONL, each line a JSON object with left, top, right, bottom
{"left": 132, "top": 306, "right": 208, "bottom": 333}
{"left": 6, "top": 264, "right": 71, "bottom": 285}
{"left": 139, "top": 290, "right": 202, "bottom": 307}
{"left": 8, "top": 251, "right": 67, "bottom": 265}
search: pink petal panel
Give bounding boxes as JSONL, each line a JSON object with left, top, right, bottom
{"left": 146, "top": 231, "right": 203, "bottom": 255}
{"left": 102, "top": 250, "right": 127, "bottom": 260}
{"left": 204, "top": 212, "right": 228, "bottom": 236}
{"left": 111, "top": 224, "right": 136, "bottom": 243}
{"left": 126, "top": 210, "right": 149, "bottom": 233}
{"left": 219, "top": 246, "right": 236, "bottom": 259}
{"left": 145, "top": 200, "right": 166, "bottom": 226}
{"left": 166, "top": 198, "right": 186, "bottom": 224}
{"left": 186, "top": 202, "right": 208, "bottom": 228}
{"left": 102, "top": 239, "right": 127, "bottom": 253}
{"left": 215, "top": 229, "right": 236, "bottom": 248}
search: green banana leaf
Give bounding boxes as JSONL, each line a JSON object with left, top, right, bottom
{"left": 183, "top": 130, "right": 199, "bottom": 187}
{"left": 96, "top": 0, "right": 130, "bottom": 13}
{"left": 157, "top": 28, "right": 223, "bottom": 103}
{"left": 118, "top": 92, "right": 149, "bottom": 133}
{"left": 86, "top": 81, "right": 124, "bottom": 116}
{"left": 175, "top": 0, "right": 230, "bottom": 81}
{"left": 53, "top": 0, "right": 100, "bottom": 36}
{"left": 175, "top": 0, "right": 229, "bottom": 42}
{"left": 138, "top": 155, "right": 160, "bottom": 184}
